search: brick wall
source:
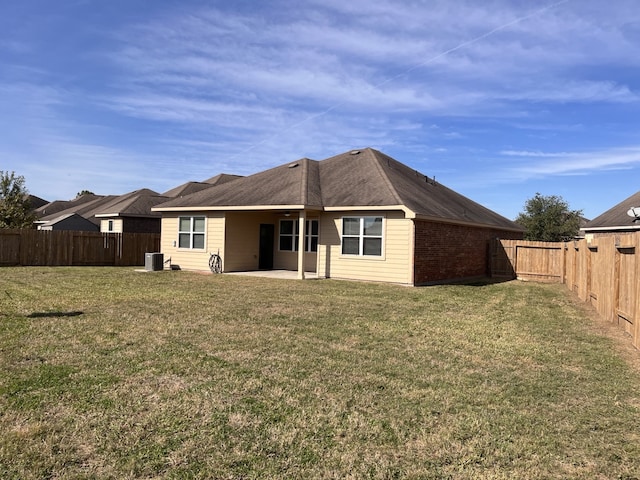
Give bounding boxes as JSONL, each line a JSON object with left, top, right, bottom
{"left": 413, "top": 220, "right": 523, "bottom": 285}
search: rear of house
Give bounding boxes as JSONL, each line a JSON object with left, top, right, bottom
{"left": 153, "top": 149, "right": 523, "bottom": 285}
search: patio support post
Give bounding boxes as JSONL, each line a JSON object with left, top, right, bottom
{"left": 297, "top": 211, "right": 306, "bottom": 279}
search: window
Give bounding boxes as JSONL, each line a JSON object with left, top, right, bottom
{"left": 107, "top": 220, "right": 114, "bottom": 232}
{"left": 341, "top": 216, "right": 383, "bottom": 256}
{"left": 279, "top": 219, "right": 318, "bottom": 252}
{"left": 178, "top": 216, "right": 205, "bottom": 249}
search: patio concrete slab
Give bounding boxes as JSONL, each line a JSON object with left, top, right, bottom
{"left": 225, "top": 270, "right": 318, "bottom": 279}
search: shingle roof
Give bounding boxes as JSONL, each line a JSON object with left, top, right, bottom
{"left": 37, "top": 195, "right": 118, "bottom": 226}
{"left": 27, "top": 194, "right": 48, "bottom": 210}
{"left": 154, "top": 148, "right": 522, "bottom": 231}
{"left": 163, "top": 174, "right": 243, "bottom": 197}
{"left": 583, "top": 190, "right": 640, "bottom": 231}
{"left": 156, "top": 158, "right": 322, "bottom": 208}
{"left": 36, "top": 189, "right": 168, "bottom": 225}
{"left": 38, "top": 212, "right": 99, "bottom": 230}
{"left": 203, "top": 173, "right": 244, "bottom": 186}
{"left": 94, "top": 189, "right": 169, "bottom": 218}
{"left": 35, "top": 193, "right": 104, "bottom": 218}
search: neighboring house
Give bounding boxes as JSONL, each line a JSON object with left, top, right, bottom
{"left": 153, "top": 148, "right": 523, "bottom": 285}
{"left": 581, "top": 190, "right": 640, "bottom": 236}
{"left": 37, "top": 213, "right": 99, "bottom": 231}
{"left": 27, "top": 194, "right": 49, "bottom": 211}
{"left": 35, "top": 193, "right": 105, "bottom": 219}
{"left": 35, "top": 189, "right": 172, "bottom": 233}
{"left": 33, "top": 180, "right": 245, "bottom": 233}
{"left": 35, "top": 195, "right": 117, "bottom": 230}
{"left": 94, "top": 189, "right": 170, "bottom": 234}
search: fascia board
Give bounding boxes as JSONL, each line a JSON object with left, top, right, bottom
{"left": 323, "top": 205, "right": 415, "bottom": 218}
{"left": 413, "top": 213, "right": 524, "bottom": 232}
{"left": 580, "top": 225, "right": 640, "bottom": 232}
{"left": 152, "top": 204, "right": 311, "bottom": 213}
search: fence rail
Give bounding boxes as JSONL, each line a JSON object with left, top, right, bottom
{"left": 0, "top": 229, "right": 160, "bottom": 267}
{"left": 493, "top": 235, "right": 640, "bottom": 349}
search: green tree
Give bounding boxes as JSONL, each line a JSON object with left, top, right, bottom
{"left": 0, "top": 171, "right": 37, "bottom": 229}
{"left": 515, "top": 193, "right": 583, "bottom": 242}
{"left": 76, "top": 190, "right": 95, "bottom": 197}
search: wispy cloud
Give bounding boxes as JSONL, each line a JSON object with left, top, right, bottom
{"left": 2, "top": 0, "right": 640, "bottom": 220}
{"left": 504, "top": 146, "right": 640, "bottom": 177}
{"left": 102, "top": 0, "right": 640, "bottom": 136}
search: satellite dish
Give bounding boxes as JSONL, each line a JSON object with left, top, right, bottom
{"left": 627, "top": 207, "right": 640, "bottom": 218}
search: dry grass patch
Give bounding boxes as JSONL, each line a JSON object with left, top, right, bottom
{"left": 1, "top": 267, "right": 640, "bottom": 479}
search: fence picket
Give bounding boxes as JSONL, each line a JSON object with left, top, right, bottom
{"left": 0, "top": 229, "right": 160, "bottom": 267}
{"left": 493, "top": 235, "right": 640, "bottom": 349}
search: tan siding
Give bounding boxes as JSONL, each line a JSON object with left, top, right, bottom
{"left": 162, "top": 211, "right": 318, "bottom": 273}
{"left": 274, "top": 250, "right": 317, "bottom": 272}
{"left": 318, "top": 210, "right": 412, "bottom": 284}
{"left": 100, "top": 219, "right": 123, "bottom": 233}
{"left": 224, "top": 212, "right": 280, "bottom": 271}
{"left": 159, "top": 213, "right": 225, "bottom": 272}
{"left": 224, "top": 212, "right": 260, "bottom": 271}
{"left": 273, "top": 216, "right": 319, "bottom": 272}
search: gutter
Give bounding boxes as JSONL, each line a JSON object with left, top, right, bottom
{"left": 580, "top": 226, "right": 640, "bottom": 232}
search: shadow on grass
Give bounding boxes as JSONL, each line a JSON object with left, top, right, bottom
{"left": 418, "top": 276, "right": 516, "bottom": 288}
{"left": 27, "top": 311, "right": 84, "bottom": 318}
{"left": 463, "top": 277, "right": 515, "bottom": 287}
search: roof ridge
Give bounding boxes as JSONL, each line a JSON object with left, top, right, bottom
{"left": 368, "top": 149, "right": 403, "bottom": 205}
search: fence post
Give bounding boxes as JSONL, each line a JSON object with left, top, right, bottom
{"left": 634, "top": 232, "right": 640, "bottom": 349}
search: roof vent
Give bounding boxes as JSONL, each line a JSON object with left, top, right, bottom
{"left": 288, "top": 162, "right": 299, "bottom": 168}
{"left": 350, "top": 150, "right": 360, "bottom": 155}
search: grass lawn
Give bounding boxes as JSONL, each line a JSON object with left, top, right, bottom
{"left": 1, "top": 267, "right": 640, "bottom": 479}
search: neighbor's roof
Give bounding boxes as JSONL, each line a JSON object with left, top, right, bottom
{"left": 38, "top": 212, "right": 99, "bottom": 229}
{"left": 203, "top": 173, "right": 244, "bottom": 186}
{"left": 35, "top": 193, "right": 104, "bottom": 218}
{"left": 582, "top": 190, "right": 640, "bottom": 232}
{"left": 36, "top": 189, "right": 168, "bottom": 225}
{"left": 94, "top": 189, "right": 169, "bottom": 218}
{"left": 162, "top": 174, "right": 243, "bottom": 198}
{"left": 154, "top": 148, "right": 522, "bottom": 231}
{"left": 27, "top": 194, "right": 49, "bottom": 210}
{"left": 37, "top": 195, "right": 118, "bottom": 226}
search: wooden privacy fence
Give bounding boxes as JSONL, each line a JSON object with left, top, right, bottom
{"left": 0, "top": 229, "right": 160, "bottom": 267}
{"left": 492, "top": 235, "right": 640, "bottom": 349}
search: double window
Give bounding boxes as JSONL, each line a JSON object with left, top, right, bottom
{"left": 342, "top": 216, "right": 383, "bottom": 256}
{"left": 279, "top": 219, "right": 318, "bottom": 252}
{"left": 178, "top": 216, "right": 205, "bottom": 249}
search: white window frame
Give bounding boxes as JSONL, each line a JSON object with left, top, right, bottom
{"left": 178, "top": 216, "right": 206, "bottom": 250}
{"left": 341, "top": 216, "right": 384, "bottom": 257}
{"left": 107, "top": 220, "right": 114, "bottom": 232}
{"left": 279, "top": 219, "right": 318, "bottom": 253}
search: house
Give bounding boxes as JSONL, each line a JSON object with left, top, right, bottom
{"left": 94, "top": 189, "right": 170, "bottom": 233}
{"left": 581, "top": 190, "right": 640, "bottom": 237}
{"left": 37, "top": 213, "right": 99, "bottom": 231}
{"left": 33, "top": 181, "right": 243, "bottom": 233}
{"left": 35, "top": 189, "right": 171, "bottom": 233}
{"left": 153, "top": 148, "right": 523, "bottom": 285}
{"left": 35, "top": 195, "right": 117, "bottom": 230}
{"left": 35, "top": 193, "right": 105, "bottom": 219}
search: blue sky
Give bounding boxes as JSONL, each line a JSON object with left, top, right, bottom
{"left": 1, "top": 0, "right": 639, "bottom": 220}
